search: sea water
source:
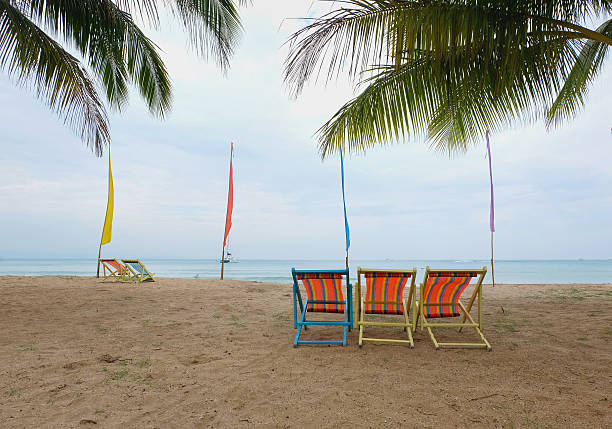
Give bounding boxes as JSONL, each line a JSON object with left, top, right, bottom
{"left": 0, "top": 259, "right": 611, "bottom": 284}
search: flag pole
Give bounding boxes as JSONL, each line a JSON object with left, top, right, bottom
{"left": 220, "top": 246, "right": 225, "bottom": 280}
{"left": 96, "top": 243, "right": 102, "bottom": 278}
{"left": 490, "top": 232, "right": 495, "bottom": 287}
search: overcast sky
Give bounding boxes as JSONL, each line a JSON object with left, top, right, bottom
{"left": 1, "top": 1, "right": 611, "bottom": 260}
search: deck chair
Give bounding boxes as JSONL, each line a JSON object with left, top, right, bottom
{"left": 291, "top": 268, "right": 352, "bottom": 347}
{"left": 356, "top": 268, "right": 417, "bottom": 347}
{"left": 99, "top": 258, "right": 128, "bottom": 282}
{"left": 121, "top": 259, "right": 155, "bottom": 282}
{"left": 418, "top": 267, "right": 491, "bottom": 350}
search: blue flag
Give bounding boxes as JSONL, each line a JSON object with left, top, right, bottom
{"left": 340, "top": 147, "right": 350, "bottom": 252}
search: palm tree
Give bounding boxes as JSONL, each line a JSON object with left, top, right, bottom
{"left": 284, "top": 0, "right": 612, "bottom": 157}
{"left": 0, "top": 0, "right": 247, "bottom": 156}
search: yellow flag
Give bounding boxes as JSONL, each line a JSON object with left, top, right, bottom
{"left": 100, "top": 148, "right": 114, "bottom": 245}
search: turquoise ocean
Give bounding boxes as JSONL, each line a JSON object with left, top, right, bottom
{"left": 0, "top": 259, "right": 611, "bottom": 284}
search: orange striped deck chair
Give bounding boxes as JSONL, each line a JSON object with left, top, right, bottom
{"left": 291, "top": 268, "right": 352, "bottom": 347}
{"left": 419, "top": 267, "right": 491, "bottom": 350}
{"left": 99, "top": 259, "right": 128, "bottom": 282}
{"left": 356, "top": 268, "right": 417, "bottom": 347}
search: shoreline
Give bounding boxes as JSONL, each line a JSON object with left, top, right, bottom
{"left": 2, "top": 259, "right": 611, "bottom": 285}
{"left": 1, "top": 275, "right": 611, "bottom": 286}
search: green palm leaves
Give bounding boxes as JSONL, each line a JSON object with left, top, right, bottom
{"left": 285, "top": 1, "right": 612, "bottom": 156}
{"left": 0, "top": 0, "right": 246, "bottom": 155}
{"left": 546, "top": 18, "right": 612, "bottom": 128}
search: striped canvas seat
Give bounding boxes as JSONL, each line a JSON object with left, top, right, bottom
{"left": 422, "top": 271, "right": 478, "bottom": 318}
{"left": 363, "top": 271, "right": 411, "bottom": 315}
{"left": 418, "top": 267, "right": 491, "bottom": 350}
{"left": 99, "top": 258, "right": 127, "bottom": 281}
{"left": 128, "top": 262, "right": 143, "bottom": 274}
{"left": 102, "top": 259, "right": 126, "bottom": 274}
{"left": 121, "top": 259, "right": 155, "bottom": 282}
{"left": 291, "top": 268, "right": 352, "bottom": 347}
{"left": 297, "top": 272, "right": 345, "bottom": 313}
{"left": 356, "top": 268, "right": 417, "bottom": 347}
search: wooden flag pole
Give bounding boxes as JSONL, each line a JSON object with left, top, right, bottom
{"left": 220, "top": 247, "right": 226, "bottom": 280}
{"left": 490, "top": 232, "right": 495, "bottom": 287}
{"left": 96, "top": 193, "right": 106, "bottom": 278}
{"left": 96, "top": 243, "right": 102, "bottom": 278}
{"left": 345, "top": 252, "right": 349, "bottom": 270}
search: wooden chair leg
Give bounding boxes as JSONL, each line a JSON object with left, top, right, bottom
{"left": 426, "top": 326, "right": 440, "bottom": 350}
{"left": 475, "top": 326, "right": 492, "bottom": 351}
{"left": 358, "top": 297, "right": 365, "bottom": 347}
{"left": 459, "top": 302, "right": 492, "bottom": 350}
{"left": 402, "top": 300, "right": 414, "bottom": 348}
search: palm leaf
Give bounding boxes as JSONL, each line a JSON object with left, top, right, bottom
{"left": 169, "top": 0, "right": 244, "bottom": 70}
{"left": 290, "top": 1, "right": 612, "bottom": 155}
{"left": 285, "top": 1, "right": 612, "bottom": 96}
{"left": 317, "top": 60, "right": 440, "bottom": 157}
{"left": 0, "top": 0, "right": 109, "bottom": 155}
{"left": 318, "top": 35, "right": 581, "bottom": 156}
{"left": 426, "top": 37, "right": 580, "bottom": 151}
{"left": 546, "top": 19, "right": 612, "bottom": 127}
{"left": 1, "top": 0, "right": 249, "bottom": 155}
{"left": 27, "top": 0, "right": 171, "bottom": 116}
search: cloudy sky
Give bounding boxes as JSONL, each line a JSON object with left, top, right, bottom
{"left": 1, "top": 1, "right": 611, "bottom": 260}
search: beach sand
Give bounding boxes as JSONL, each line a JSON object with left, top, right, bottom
{"left": 0, "top": 276, "right": 610, "bottom": 428}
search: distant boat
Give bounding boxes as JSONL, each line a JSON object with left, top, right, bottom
{"left": 220, "top": 249, "right": 236, "bottom": 264}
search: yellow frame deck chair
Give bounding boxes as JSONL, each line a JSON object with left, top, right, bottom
{"left": 356, "top": 268, "right": 417, "bottom": 347}
{"left": 121, "top": 259, "right": 155, "bottom": 282}
{"left": 99, "top": 258, "right": 128, "bottom": 282}
{"left": 418, "top": 266, "right": 491, "bottom": 350}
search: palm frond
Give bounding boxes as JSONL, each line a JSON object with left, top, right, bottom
{"left": 27, "top": 0, "right": 171, "bottom": 116}
{"left": 546, "top": 19, "right": 612, "bottom": 128}
{"left": 113, "top": 0, "right": 160, "bottom": 24}
{"left": 285, "top": 1, "right": 402, "bottom": 96}
{"left": 169, "top": 0, "right": 243, "bottom": 70}
{"left": 318, "top": 35, "right": 582, "bottom": 156}
{"left": 426, "top": 36, "right": 580, "bottom": 151}
{"left": 290, "top": 1, "right": 612, "bottom": 156}
{"left": 0, "top": 0, "right": 109, "bottom": 155}
{"left": 317, "top": 60, "right": 440, "bottom": 157}
{"left": 285, "top": 1, "right": 551, "bottom": 95}
{"left": 285, "top": 1, "right": 612, "bottom": 93}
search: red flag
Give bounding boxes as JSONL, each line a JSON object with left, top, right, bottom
{"left": 223, "top": 143, "right": 234, "bottom": 247}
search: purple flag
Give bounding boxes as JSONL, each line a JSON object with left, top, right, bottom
{"left": 486, "top": 131, "right": 495, "bottom": 232}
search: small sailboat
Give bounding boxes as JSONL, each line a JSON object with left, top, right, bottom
{"left": 220, "top": 247, "right": 235, "bottom": 263}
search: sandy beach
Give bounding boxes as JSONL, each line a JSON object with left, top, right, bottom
{"left": 1, "top": 276, "right": 611, "bottom": 428}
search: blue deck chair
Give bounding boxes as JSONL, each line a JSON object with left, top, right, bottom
{"left": 121, "top": 259, "right": 155, "bottom": 282}
{"left": 291, "top": 268, "right": 352, "bottom": 347}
